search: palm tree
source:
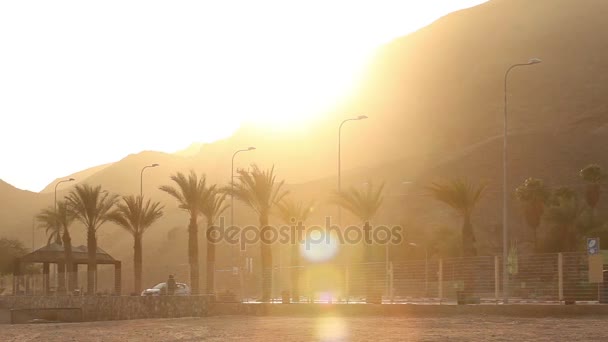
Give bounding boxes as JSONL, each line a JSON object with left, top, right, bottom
{"left": 159, "top": 170, "right": 209, "bottom": 295}
{"left": 107, "top": 195, "right": 164, "bottom": 294}
{"left": 36, "top": 201, "right": 75, "bottom": 292}
{"left": 331, "top": 181, "right": 384, "bottom": 303}
{"left": 580, "top": 164, "right": 605, "bottom": 209}
{"left": 515, "top": 178, "right": 550, "bottom": 253}
{"left": 545, "top": 187, "right": 585, "bottom": 252}
{"left": 580, "top": 164, "right": 605, "bottom": 229}
{"left": 199, "top": 185, "right": 228, "bottom": 296}
{"left": 227, "top": 164, "right": 288, "bottom": 302}
{"left": 427, "top": 179, "right": 485, "bottom": 257}
{"left": 65, "top": 184, "right": 118, "bottom": 295}
{"left": 275, "top": 197, "right": 314, "bottom": 302}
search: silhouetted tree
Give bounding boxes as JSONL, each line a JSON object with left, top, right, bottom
{"left": 515, "top": 178, "right": 550, "bottom": 253}
{"left": 227, "top": 165, "right": 287, "bottom": 302}
{"left": 427, "top": 179, "right": 485, "bottom": 257}
{"left": 580, "top": 164, "right": 605, "bottom": 209}
{"left": 159, "top": 170, "right": 209, "bottom": 295}
{"left": 108, "top": 195, "right": 164, "bottom": 294}
{"left": 199, "top": 186, "right": 228, "bottom": 296}
{"left": 65, "top": 184, "right": 118, "bottom": 295}
{"left": 545, "top": 187, "right": 585, "bottom": 252}
{"left": 0, "top": 237, "right": 28, "bottom": 276}
{"left": 275, "top": 197, "right": 314, "bottom": 302}
{"left": 36, "top": 201, "right": 75, "bottom": 292}
{"left": 331, "top": 181, "right": 384, "bottom": 302}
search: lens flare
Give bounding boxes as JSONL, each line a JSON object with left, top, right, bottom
{"left": 301, "top": 230, "right": 340, "bottom": 263}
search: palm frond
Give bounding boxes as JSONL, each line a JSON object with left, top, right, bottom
{"left": 275, "top": 197, "right": 315, "bottom": 224}
{"left": 330, "top": 181, "right": 384, "bottom": 223}
{"left": 160, "top": 170, "right": 207, "bottom": 215}
{"left": 426, "top": 179, "right": 486, "bottom": 217}
{"left": 108, "top": 195, "right": 164, "bottom": 236}
{"left": 225, "top": 164, "right": 288, "bottom": 217}
{"left": 65, "top": 184, "right": 119, "bottom": 233}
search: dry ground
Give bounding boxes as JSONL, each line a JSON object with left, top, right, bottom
{"left": 2, "top": 315, "right": 608, "bottom": 341}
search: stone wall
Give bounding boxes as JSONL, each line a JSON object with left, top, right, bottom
{"left": 0, "top": 295, "right": 209, "bottom": 322}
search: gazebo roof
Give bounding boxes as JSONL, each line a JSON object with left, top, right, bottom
{"left": 18, "top": 243, "right": 119, "bottom": 264}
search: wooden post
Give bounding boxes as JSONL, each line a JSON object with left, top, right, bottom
{"left": 558, "top": 253, "right": 563, "bottom": 302}
{"left": 494, "top": 256, "right": 500, "bottom": 303}
{"left": 114, "top": 262, "right": 122, "bottom": 295}
{"left": 438, "top": 259, "right": 443, "bottom": 303}
{"left": 12, "top": 259, "right": 20, "bottom": 295}
{"left": 72, "top": 263, "right": 79, "bottom": 291}
{"left": 43, "top": 262, "right": 50, "bottom": 295}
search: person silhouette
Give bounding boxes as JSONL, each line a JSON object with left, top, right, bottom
{"left": 167, "top": 274, "right": 177, "bottom": 295}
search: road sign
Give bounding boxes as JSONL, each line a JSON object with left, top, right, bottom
{"left": 587, "top": 237, "right": 600, "bottom": 255}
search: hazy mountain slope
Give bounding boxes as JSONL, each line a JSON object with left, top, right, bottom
{"left": 40, "top": 163, "right": 112, "bottom": 193}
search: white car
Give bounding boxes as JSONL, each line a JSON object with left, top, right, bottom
{"left": 141, "top": 282, "right": 191, "bottom": 296}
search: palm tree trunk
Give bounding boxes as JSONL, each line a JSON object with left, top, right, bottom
{"left": 53, "top": 235, "right": 66, "bottom": 294}
{"left": 87, "top": 228, "right": 97, "bottom": 295}
{"left": 364, "top": 221, "right": 376, "bottom": 303}
{"left": 260, "top": 213, "right": 272, "bottom": 302}
{"left": 461, "top": 215, "right": 476, "bottom": 297}
{"left": 290, "top": 242, "right": 299, "bottom": 302}
{"left": 188, "top": 214, "right": 200, "bottom": 295}
{"left": 462, "top": 215, "right": 476, "bottom": 257}
{"left": 134, "top": 233, "right": 143, "bottom": 294}
{"left": 62, "top": 230, "right": 75, "bottom": 292}
{"left": 206, "top": 218, "right": 215, "bottom": 296}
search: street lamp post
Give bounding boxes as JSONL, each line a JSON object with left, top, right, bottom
{"left": 54, "top": 177, "right": 75, "bottom": 294}
{"left": 337, "top": 115, "right": 367, "bottom": 225}
{"left": 231, "top": 147, "right": 255, "bottom": 302}
{"left": 140, "top": 164, "right": 159, "bottom": 199}
{"left": 502, "top": 57, "right": 541, "bottom": 304}
{"left": 55, "top": 178, "right": 75, "bottom": 223}
{"left": 231, "top": 147, "right": 256, "bottom": 228}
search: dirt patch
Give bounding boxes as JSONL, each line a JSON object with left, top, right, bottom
{"left": 3, "top": 315, "right": 608, "bottom": 341}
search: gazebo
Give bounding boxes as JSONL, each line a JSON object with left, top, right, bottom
{"left": 13, "top": 243, "right": 121, "bottom": 295}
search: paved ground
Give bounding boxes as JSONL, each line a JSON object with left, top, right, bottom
{"left": 3, "top": 315, "right": 608, "bottom": 341}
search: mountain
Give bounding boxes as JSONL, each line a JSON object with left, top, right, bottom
{"left": 2, "top": 0, "right": 608, "bottom": 291}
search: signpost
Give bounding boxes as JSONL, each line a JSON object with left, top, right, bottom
{"left": 587, "top": 238, "right": 603, "bottom": 283}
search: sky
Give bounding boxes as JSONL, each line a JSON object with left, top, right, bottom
{"left": 0, "top": 0, "right": 488, "bottom": 192}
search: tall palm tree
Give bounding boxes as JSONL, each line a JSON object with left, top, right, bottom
{"left": 199, "top": 185, "right": 229, "bottom": 296}
{"left": 107, "top": 195, "right": 164, "bottom": 294}
{"left": 545, "top": 187, "right": 585, "bottom": 252}
{"left": 275, "top": 197, "right": 314, "bottom": 302}
{"left": 65, "top": 184, "right": 118, "bottom": 295}
{"left": 227, "top": 164, "right": 288, "bottom": 302}
{"left": 580, "top": 164, "right": 605, "bottom": 229}
{"left": 427, "top": 179, "right": 485, "bottom": 257}
{"left": 515, "top": 177, "right": 550, "bottom": 253}
{"left": 159, "top": 170, "right": 209, "bottom": 295}
{"left": 36, "top": 201, "right": 75, "bottom": 292}
{"left": 580, "top": 164, "right": 605, "bottom": 209}
{"left": 331, "top": 181, "right": 384, "bottom": 303}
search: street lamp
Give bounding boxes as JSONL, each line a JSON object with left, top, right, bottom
{"left": 231, "top": 147, "right": 256, "bottom": 228}
{"left": 55, "top": 178, "right": 75, "bottom": 223}
{"left": 337, "top": 115, "right": 367, "bottom": 225}
{"left": 140, "top": 164, "right": 159, "bottom": 199}
{"left": 409, "top": 242, "right": 429, "bottom": 297}
{"left": 502, "top": 57, "right": 541, "bottom": 304}
{"left": 53, "top": 177, "right": 74, "bottom": 294}
{"left": 231, "top": 147, "right": 255, "bottom": 302}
